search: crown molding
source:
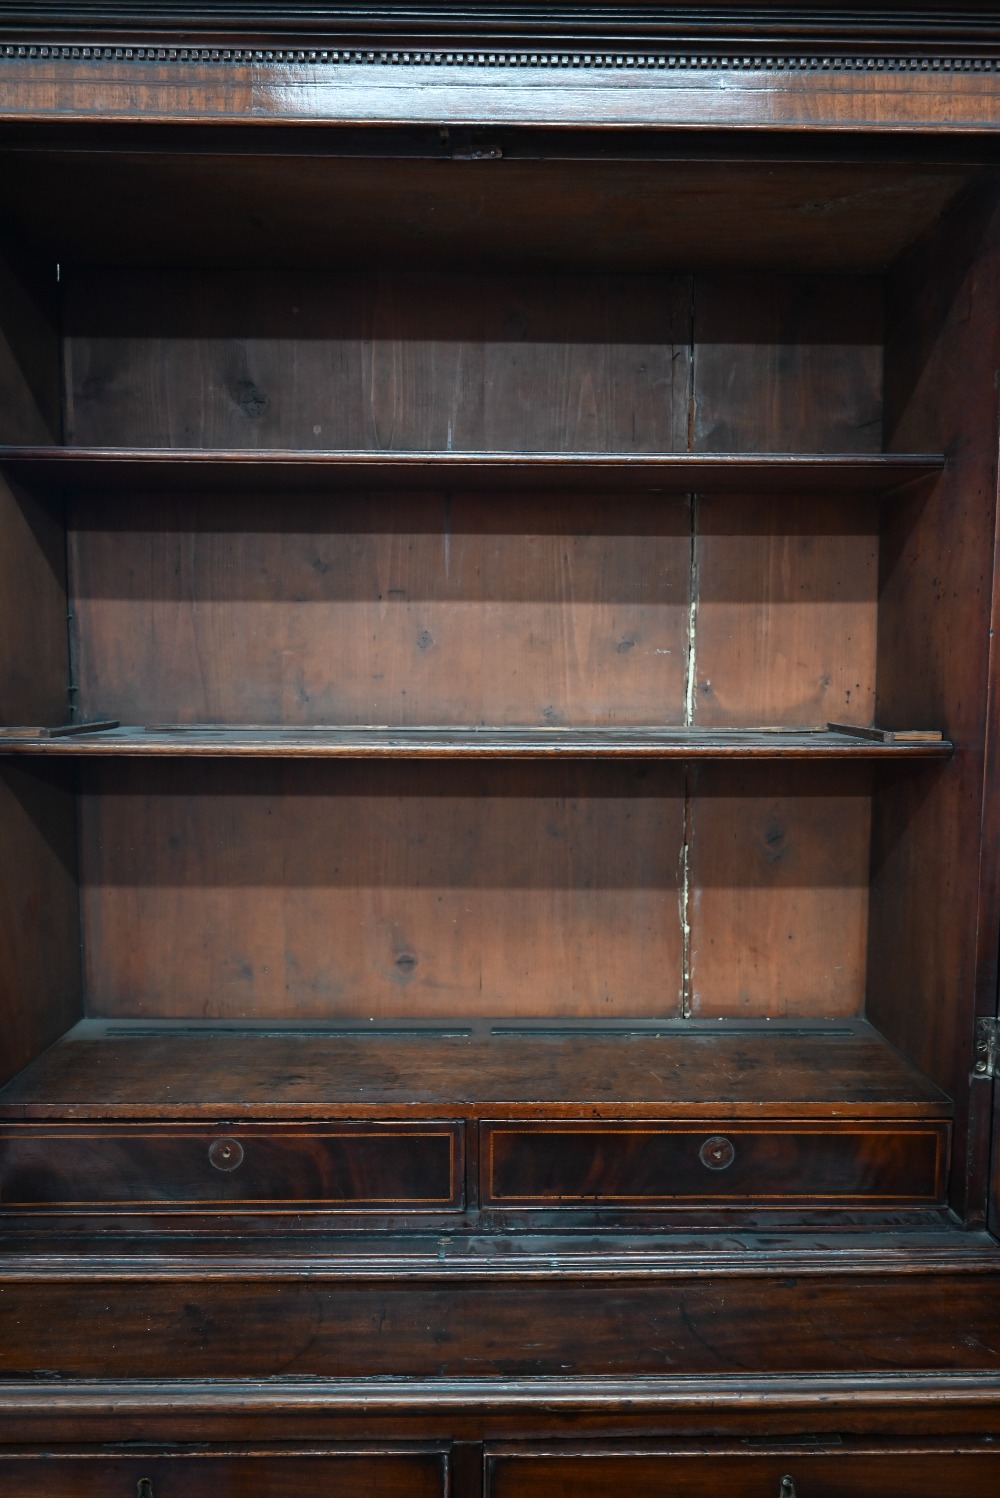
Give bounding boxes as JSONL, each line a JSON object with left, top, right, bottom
{"left": 0, "top": 5, "right": 999, "bottom": 57}
{"left": 1, "top": 43, "right": 999, "bottom": 70}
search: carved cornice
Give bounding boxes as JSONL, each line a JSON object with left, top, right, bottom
{"left": 2, "top": 43, "right": 1000, "bottom": 70}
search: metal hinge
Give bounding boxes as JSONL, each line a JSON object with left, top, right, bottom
{"left": 974, "top": 1017, "right": 1000, "bottom": 1079}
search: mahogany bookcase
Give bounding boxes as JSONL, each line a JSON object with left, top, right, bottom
{"left": 2, "top": 4, "right": 1000, "bottom": 1495}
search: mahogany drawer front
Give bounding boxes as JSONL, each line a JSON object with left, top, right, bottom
{"left": 0, "top": 1449, "right": 448, "bottom": 1498}
{"left": 0, "top": 1122, "right": 463, "bottom": 1210}
{"left": 481, "top": 1120, "right": 949, "bottom": 1206}
{"left": 486, "top": 1449, "right": 1000, "bottom": 1498}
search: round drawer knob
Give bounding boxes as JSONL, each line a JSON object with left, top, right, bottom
{"left": 699, "top": 1135, "right": 736, "bottom": 1171}
{"left": 208, "top": 1137, "right": 244, "bottom": 1172}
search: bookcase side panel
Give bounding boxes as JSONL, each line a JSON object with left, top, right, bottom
{"left": 0, "top": 227, "right": 81, "bottom": 1087}
{"left": 872, "top": 184, "right": 1000, "bottom": 1221}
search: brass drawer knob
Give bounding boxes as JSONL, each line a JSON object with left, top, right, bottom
{"left": 699, "top": 1135, "right": 736, "bottom": 1171}
{"left": 208, "top": 1137, "right": 244, "bottom": 1172}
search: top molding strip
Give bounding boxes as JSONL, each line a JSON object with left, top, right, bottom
{"left": 2, "top": 44, "right": 1000, "bottom": 69}
{"left": 4, "top": 42, "right": 1000, "bottom": 129}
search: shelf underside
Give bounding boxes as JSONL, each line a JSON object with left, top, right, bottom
{"left": 0, "top": 1019, "right": 950, "bottom": 1121}
{"left": 0, "top": 141, "right": 981, "bottom": 275}
{"left": 0, "top": 725, "right": 953, "bottom": 759}
{"left": 0, "top": 448, "right": 944, "bottom": 495}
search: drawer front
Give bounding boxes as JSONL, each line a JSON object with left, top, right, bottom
{"left": 481, "top": 1120, "right": 949, "bottom": 1206}
{"left": 0, "top": 1122, "right": 462, "bottom": 1210}
{"left": 0, "top": 1449, "right": 447, "bottom": 1498}
{"left": 487, "top": 1449, "right": 1000, "bottom": 1498}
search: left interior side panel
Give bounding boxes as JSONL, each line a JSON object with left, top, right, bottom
{"left": 0, "top": 228, "right": 82, "bottom": 1086}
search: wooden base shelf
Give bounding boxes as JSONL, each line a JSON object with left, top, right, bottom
{"left": 0, "top": 446, "right": 945, "bottom": 495}
{"left": 0, "top": 1018, "right": 949, "bottom": 1121}
{"left": 0, "top": 724, "right": 953, "bottom": 759}
{"left": 0, "top": 1021, "right": 951, "bottom": 1218}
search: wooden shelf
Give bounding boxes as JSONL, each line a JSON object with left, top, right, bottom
{"left": 0, "top": 1018, "right": 951, "bottom": 1122}
{"left": 0, "top": 446, "right": 945, "bottom": 495}
{"left": 0, "top": 725, "right": 953, "bottom": 759}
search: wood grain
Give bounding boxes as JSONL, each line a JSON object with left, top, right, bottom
{"left": 692, "top": 494, "right": 879, "bottom": 729}
{"left": 63, "top": 269, "right": 691, "bottom": 452}
{"left": 0, "top": 144, "right": 976, "bottom": 275}
{"left": 0, "top": 474, "right": 68, "bottom": 728}
{"left": 0, "top": 222, "right": 80, "bottom": 1091}
{"left": 0, "top": 1269, "right": 997, "bottom": 1380}
{"left": 0, "top": 231, "right": 60, "bottom": 445}
{"left": 0, "top": 1450, "right": 447, "bottom": 1498}
{"left": 4, "top": 53, "right": 1000, "bottom": 134}
{"left": 692, "top": 274, "right": 883, "bottom": 454}
{"left": 687, "top": 766, "right": 872, "bottom": 1019}
{"left": 683, "top": 277, "right": 884, "bottom": 1021}
{"left": 78, "top": 760, "right": 683, "bottom": 1019}
{"left": 0, "top": 1122, "right": 463, "bottom": 1210}
{"left": 870, "top": 183, "right": 1000, "bottom": 1225}
{"left": 0, "top": 1019, "right": 949, "bottom": 1120}
{"left": 0, "top": 765, "right": 82, "bottom": 1087}
{"left": 67, "top": 489, "right": 691, "bottom": 728}
{"left": 482, "top": 1119, "right": 949, "bottom": 1206}
{"left": 0, "top": 447, "right": 945, "bottom": 494}
{"left": 0, "top": 726, "right": 953, "bottom": 760}
{"left": 486, "top": 1447, "right": 1000, "bottom": 1498}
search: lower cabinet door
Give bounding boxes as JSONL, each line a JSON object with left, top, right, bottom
{"left": 0, "top": 1447, "right": 448, "bottom": 1497}
{"left": 486, "top": 1445, "right": 1000, "bottom": 1497}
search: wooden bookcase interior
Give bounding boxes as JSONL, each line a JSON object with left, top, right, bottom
{"left": 0, "top": 130, "right": 997, "bottom": 1231}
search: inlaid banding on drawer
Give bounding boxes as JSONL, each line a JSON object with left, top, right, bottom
{"left": 481, "top": 1120, "right": 949, "bottom": 1206}
{"left": 0, "top": 1122, "right": 463, "bottom": 1210}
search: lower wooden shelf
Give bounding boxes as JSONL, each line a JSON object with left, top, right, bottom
{"left": 0, "top": 1017, "right": 949, "bottom": 1121}
{"left": 0, "top": 1020, "right": 952, "bottom": 1218}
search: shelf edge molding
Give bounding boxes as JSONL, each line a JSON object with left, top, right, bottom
{"left": 0, "top": 724, "right": 954, "bottom": 759}
{"left": 0, "top": 446, "right": 946, "bottom": 495}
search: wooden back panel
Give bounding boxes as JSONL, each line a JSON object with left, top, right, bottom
{"left": 65, "top": 268, "right": 884, "bottom": 1023}
{"left": 69, "top": 490, "right": 692, "bottom": 728}
{"left": 81, "top": 761, "right": 684, "bottom": 1020}
{"left": 64, "top": 269, "right": 691, "bottom": 453}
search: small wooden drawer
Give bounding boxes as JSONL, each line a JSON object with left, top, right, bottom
{"left": 480, "top": 1120, "right": 949, "bottom": 1207}
{"left": 0, "top": 1122, "right": 463, "bottom": 1211}
{"left": 486, "top": 1446, "right": 1000, "bottom": 1498}
{"left": 0, "top": 1448, "right": 448, "bottom": 1498}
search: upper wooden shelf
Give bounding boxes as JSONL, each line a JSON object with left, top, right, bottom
{"left": 0, "top": 725, "right": 953, "bottom": 759}
{"left": 0, "top": 447, "right": 945, "bottom": 495}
